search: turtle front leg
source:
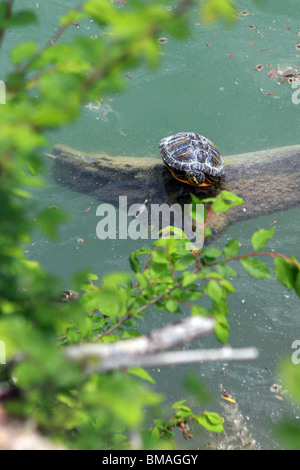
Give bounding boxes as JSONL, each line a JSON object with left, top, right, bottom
{"left": 186, "top": 171, "right": 211, "bottom": 187}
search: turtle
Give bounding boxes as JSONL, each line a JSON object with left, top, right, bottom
{"left": 159, "top": 132, "right": 225, "bottom": 187}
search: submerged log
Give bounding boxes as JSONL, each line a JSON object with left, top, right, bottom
{"left": 47, "top": 143, "right": 300, "bottom": 233}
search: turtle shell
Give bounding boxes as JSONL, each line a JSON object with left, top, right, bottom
{"left": 159, "top": 132, "right": 225, "bottom": 187}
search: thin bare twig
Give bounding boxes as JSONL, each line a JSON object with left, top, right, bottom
{"left": 207, "top": 251, "right": 300, "bottom": 269}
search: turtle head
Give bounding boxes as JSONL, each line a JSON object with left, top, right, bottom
{"left": 186, "top": 170, "right": 208, "bottom": 187}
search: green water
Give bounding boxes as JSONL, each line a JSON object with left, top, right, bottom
{"left": 7, "top": 0, "right": 300, "bottom": 449}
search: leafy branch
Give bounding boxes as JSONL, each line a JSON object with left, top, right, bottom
{"left": 0, "top": 0, "right": 299, "bottom": 450}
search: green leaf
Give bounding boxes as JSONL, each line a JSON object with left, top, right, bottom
{"left": 127, "top": 367, "right": 156, "bottom": 384}
{"left": 251, "top": 227, "right": 275, "bottom": 252}
{"left": 275, "top": 257, "right": 298, "bottom": 290}
{"left": 149, "top": 261, "right": 168, "bottom": 276}
{"left": 201, "top": 0, "right": 237, "bottom": 23}
{"left": 175, "top": 407, "right": 194, "bottom": 421}
{"left": 134, "top": 247, "right": 152, "bottom": 256}
{"left": 122, "top": 329, "right": 141, "bottom": 339}
{"left": 36, "top": 206, "right": 69, "bottom": 239}
{"left": 172, "top": 254, "right": 195, "bottom": 271}
{"left": 294, "top": 272, "right": 300, "bottom": 297}
{"left": 190, "top": 194, "right": 203, "bottom": 205}
{"left": 172, "top": 399, "right": 187, "bottom": 409}
{"left": 204, "top": 225, "right": 212, "bottom": 238}
{"left": 214, "top": 315, "right": 229, "bottom": 344}
{"left": 196, "top": 411, "right": 224, "bottom": 433}
{"left": 191, "top": 305, "right": 208, "bottom": 316}
{"left": 279, "top": 359, "right": 300, "bottom": 402}
{"left": 0, "top": 3, "right": 7, "bottom": 23}
{"left": 223, "top": 239, "right": 240, "bottom": 258}
{"left": 78, "top": 317, "right": 92, "bottom": 336}
{"left": 12, "top": 188, "right": 34, "bottom": 199}
{"left": 11, "top": 41, "right": 38, "bottom": 65}
{"left": 184, "top": 373, "right": 211, "bottom": 403}
{"left": 165, "top": 299, "right": 179, "bottom": 313}
{"left": 182, "top": 271, "right": 198, "bottom": 287}
{"left": 103, "top": 272, "right": 132, "bottom": 289}
{"left": 134, "top": 272, "right": 149, "bottom": 289}
{"left": 151, "top": 249, "right": 169, "bottom": 264}
{"left": 5, "top": 11, "right": 38, "bottom": 27}
{"left": 205, "top": 280, "right": 223, "bottom": 303}
{"left": 129, "top": 252, "right": 141, "bottom": 273}
{"left": 81, "top": 286, "right": 128, "bottom": 321}
{"left": 216, "top": 262, "right": 238, "bottom": 278}
{"left": 212, "top": 298, "right": 229, "bottom": 317}
{"left": 220, "top": 279, "right": 235, "bottom": 293}
{"left": 60, "top": 9, "right": 84, "bottom": 26}
{"left": 274, "top": 422, "right": 300, "bottom": 450}
{"left": 202, "top": 247, "right": 222, "bottom": 260}
{"left": 203, "top": 191, "right": 243, "bottom": 213}
{"left": 240, "top": 257, "right": 271, "bottom": 279}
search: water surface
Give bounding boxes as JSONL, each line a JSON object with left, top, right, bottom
{"left": 7, "top": 0, "right": 300, "bottom": 449}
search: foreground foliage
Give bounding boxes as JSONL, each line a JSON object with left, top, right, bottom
{"left": 0, "top": 0, "right": 299, "bottom": 449}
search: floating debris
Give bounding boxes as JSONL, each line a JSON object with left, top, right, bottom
{"left": 158, "top": 37, "right": 167, "bottom": 44}
{"left": 60, "top": 290, "right": 79, "bottom": 303}
{"left": 248, "top": 25, "right": 265, "bottom": 36}
{"left": 260, "top": 47, "right": 277, "bottom": 52}
{"left": 255, "top": 29, "right": 265, "bottom": 37}
{"left": 268, "top": 65, "right": 300, "bottom": 84}
{"left": 83, "top": 98, "right": 103, "bottom": 112}
{"left": 270, "top": 383, "right": 282, "bottom": 393}
{"left": 222, "top": 395, "right": 236, "bottom": 404}
{"left": 206, "top": 386, "right": 260, "bottom": 450}
{"left": 275, "top": 395, "right": 284, "bottom": 401}
{"left": 83, "top": 99, "right": 120, "bottom": 123}
{"left": 255, "top": 64, "right": 264, "bottom": 71}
